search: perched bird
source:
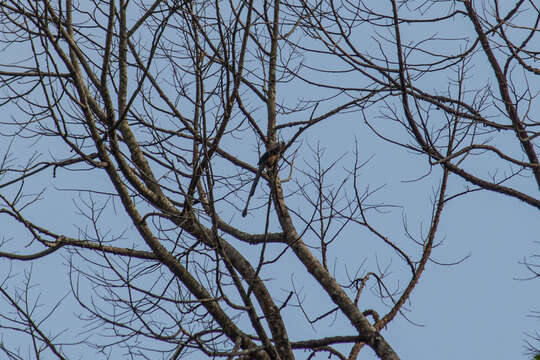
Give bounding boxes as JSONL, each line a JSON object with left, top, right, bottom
{"left": 242, "top": 141, "right": 286, "bottom": 217}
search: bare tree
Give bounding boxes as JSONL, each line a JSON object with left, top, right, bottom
{"left": 0, "top": 1, "right": 538, "bottom": 359}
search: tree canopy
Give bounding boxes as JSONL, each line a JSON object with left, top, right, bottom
{"left": 0, "top": 1, "right": 538, "bottom": 359}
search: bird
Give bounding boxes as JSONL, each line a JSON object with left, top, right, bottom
{"left": 242, "top": 141, "right": 286, "bottom": 217}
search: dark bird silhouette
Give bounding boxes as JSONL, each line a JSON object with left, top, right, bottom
{"left": 242, "top": 141, "right": 286, "bottom": 217}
